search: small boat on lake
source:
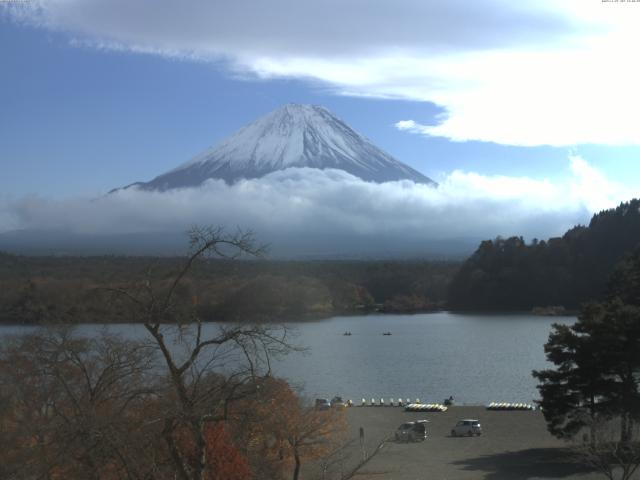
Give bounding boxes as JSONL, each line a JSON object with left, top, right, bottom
{"left": 382, "top": 332, "right": 392, "bottom": 336}
{"left": 343, "top": 331, "right": 352, "bottom": 336}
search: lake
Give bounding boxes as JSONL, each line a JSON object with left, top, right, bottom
{"left": 0, "top": 312, "right": 575, "bottom": 405}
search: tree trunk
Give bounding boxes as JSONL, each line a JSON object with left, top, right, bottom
{"left": 293, "top": 450, "right": 301, "bottom": 480}
{"left": 589, "top": 394, "right": 597, "bottom": 448}
{"left": 621, "top": 413, "right": 630, "bottom": 445}
{"left": 193, "top": 416, "right": 208, "bottom": 480}
{"left": 162, "top": 419, "right": 191, "bottom": 480}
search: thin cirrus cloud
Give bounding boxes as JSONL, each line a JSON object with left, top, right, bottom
{"left": 7, "top": 0, "right": 573, "bottom": 57}
{"left": 6, "top": 0, "right": 638, "bottom": 146}
{"left": 0, "top": 157, "right": 633, "bottom": 255}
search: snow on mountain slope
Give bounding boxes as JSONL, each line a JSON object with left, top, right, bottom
{"left": 123, "top": 104, "right": 435, "bottom": 190}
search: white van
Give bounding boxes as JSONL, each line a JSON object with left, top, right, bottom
{"left": 451, "top": 419, "right": 482, "bottom": 437}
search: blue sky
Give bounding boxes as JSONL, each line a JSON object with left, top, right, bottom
{"left": 0, "top": 1, "right": 639, "bottom": 254}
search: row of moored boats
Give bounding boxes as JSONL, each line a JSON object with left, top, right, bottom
{"left": 404, "top": 403, "right": 448, "bottom": 412}
{"left": 359, "top": 398, "right": 448, "bottom": 411}
{"left": 353, "top": 399, "right": 535, "bottom": 410}
{"left": 486, "top": 402, "right": 535, "bottom": 410}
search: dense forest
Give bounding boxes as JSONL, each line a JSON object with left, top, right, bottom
{"left": 0, "top": 253, "right": 458, "bottom": 324}
{"left": 448, "top": 198, "right": 640, "bottom": 311}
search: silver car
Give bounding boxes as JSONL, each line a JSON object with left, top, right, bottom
{"left": 451, "top": 419, "right": 482, "bottom": 437}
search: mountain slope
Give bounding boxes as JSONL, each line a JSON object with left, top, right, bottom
{"left": 124, "top": 104, "right": 435, "bottom": 190}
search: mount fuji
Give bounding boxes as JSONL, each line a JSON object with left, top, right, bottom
{"left": 120, "top": 104, "right": 435, "bottom": 191}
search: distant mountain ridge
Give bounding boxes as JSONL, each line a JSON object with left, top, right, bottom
{"left": 119, "top": 104, "right": 435, "bottom": 191}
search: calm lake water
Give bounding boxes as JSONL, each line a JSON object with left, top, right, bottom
{"left": 0, "top": 312, "right": 575, "bottom": 405}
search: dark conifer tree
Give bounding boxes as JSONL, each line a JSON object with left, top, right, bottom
{"left": 534, "top": 248, "right": 640, "bottom": 447}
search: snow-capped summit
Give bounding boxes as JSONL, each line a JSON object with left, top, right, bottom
{"left": 122, "top": 104, "right": 435, "bottom": 190}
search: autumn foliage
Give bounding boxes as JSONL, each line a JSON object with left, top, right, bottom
{"left": 233, "top": 378, "right": 348, "bottom": 480}
{"left": 174, "top": 422, "right": 253, "bottom": 480}
{"left": 0, "top": 332, "right": 347, "bottom": 480}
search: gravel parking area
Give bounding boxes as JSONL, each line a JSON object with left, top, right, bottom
{"left": 340, "top": 406, "right": 621, "bottom": 480}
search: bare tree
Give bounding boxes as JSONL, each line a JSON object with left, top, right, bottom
{"left": 0, "top": 227, "right": 300, "bottom": 480}
{"left": 107, "top": 226, "right": 297, "bottom": 480}
{"left": 317, "top": 438, "right": 355, "bottom": 480}
{"left": 0, "top": 327, "right": 158, "bottom": 480}
{"left": 575, "top": 419, "right": 640, "bottom": 480}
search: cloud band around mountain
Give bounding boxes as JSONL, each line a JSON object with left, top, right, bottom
{"left": 0, "top": 157, "right": 633, "bottom": 256}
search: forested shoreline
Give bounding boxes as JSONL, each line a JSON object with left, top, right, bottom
{"left": 448, "top": 199, "right": 640, "bottom": 312}
{"left": 0, "top": 253, "right": 458, "bottom": 324}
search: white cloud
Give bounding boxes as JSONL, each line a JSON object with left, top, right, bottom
{"left": 0, "top": 157, "right": 635, "bottom": 256}
{"left": 395, "top": 120, "right": 427, "bottom": 134}
{"left": 5, "top": 0, "right": 640, "bottom": 146}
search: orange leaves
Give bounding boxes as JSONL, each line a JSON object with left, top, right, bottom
{"left": 171, "top": 421, "right": 253, "bottom": 480}
{"left": 232, "top": 377, "right": 348, "bottom": 479}
{"left": 203, "top": 422, "right": 253, "bottom": 480}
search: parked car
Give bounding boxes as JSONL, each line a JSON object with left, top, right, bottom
{"left": 451, "top": 419, "right": 482, "bottom": 437}
{"left": 331, "top": 396, "right": 347, "bottom": 409}
{"left": 395, "top": 420, "right": 429, "bottom": 442}
{"left": 315, "top": 398, "right": 331, "bottom": 410}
